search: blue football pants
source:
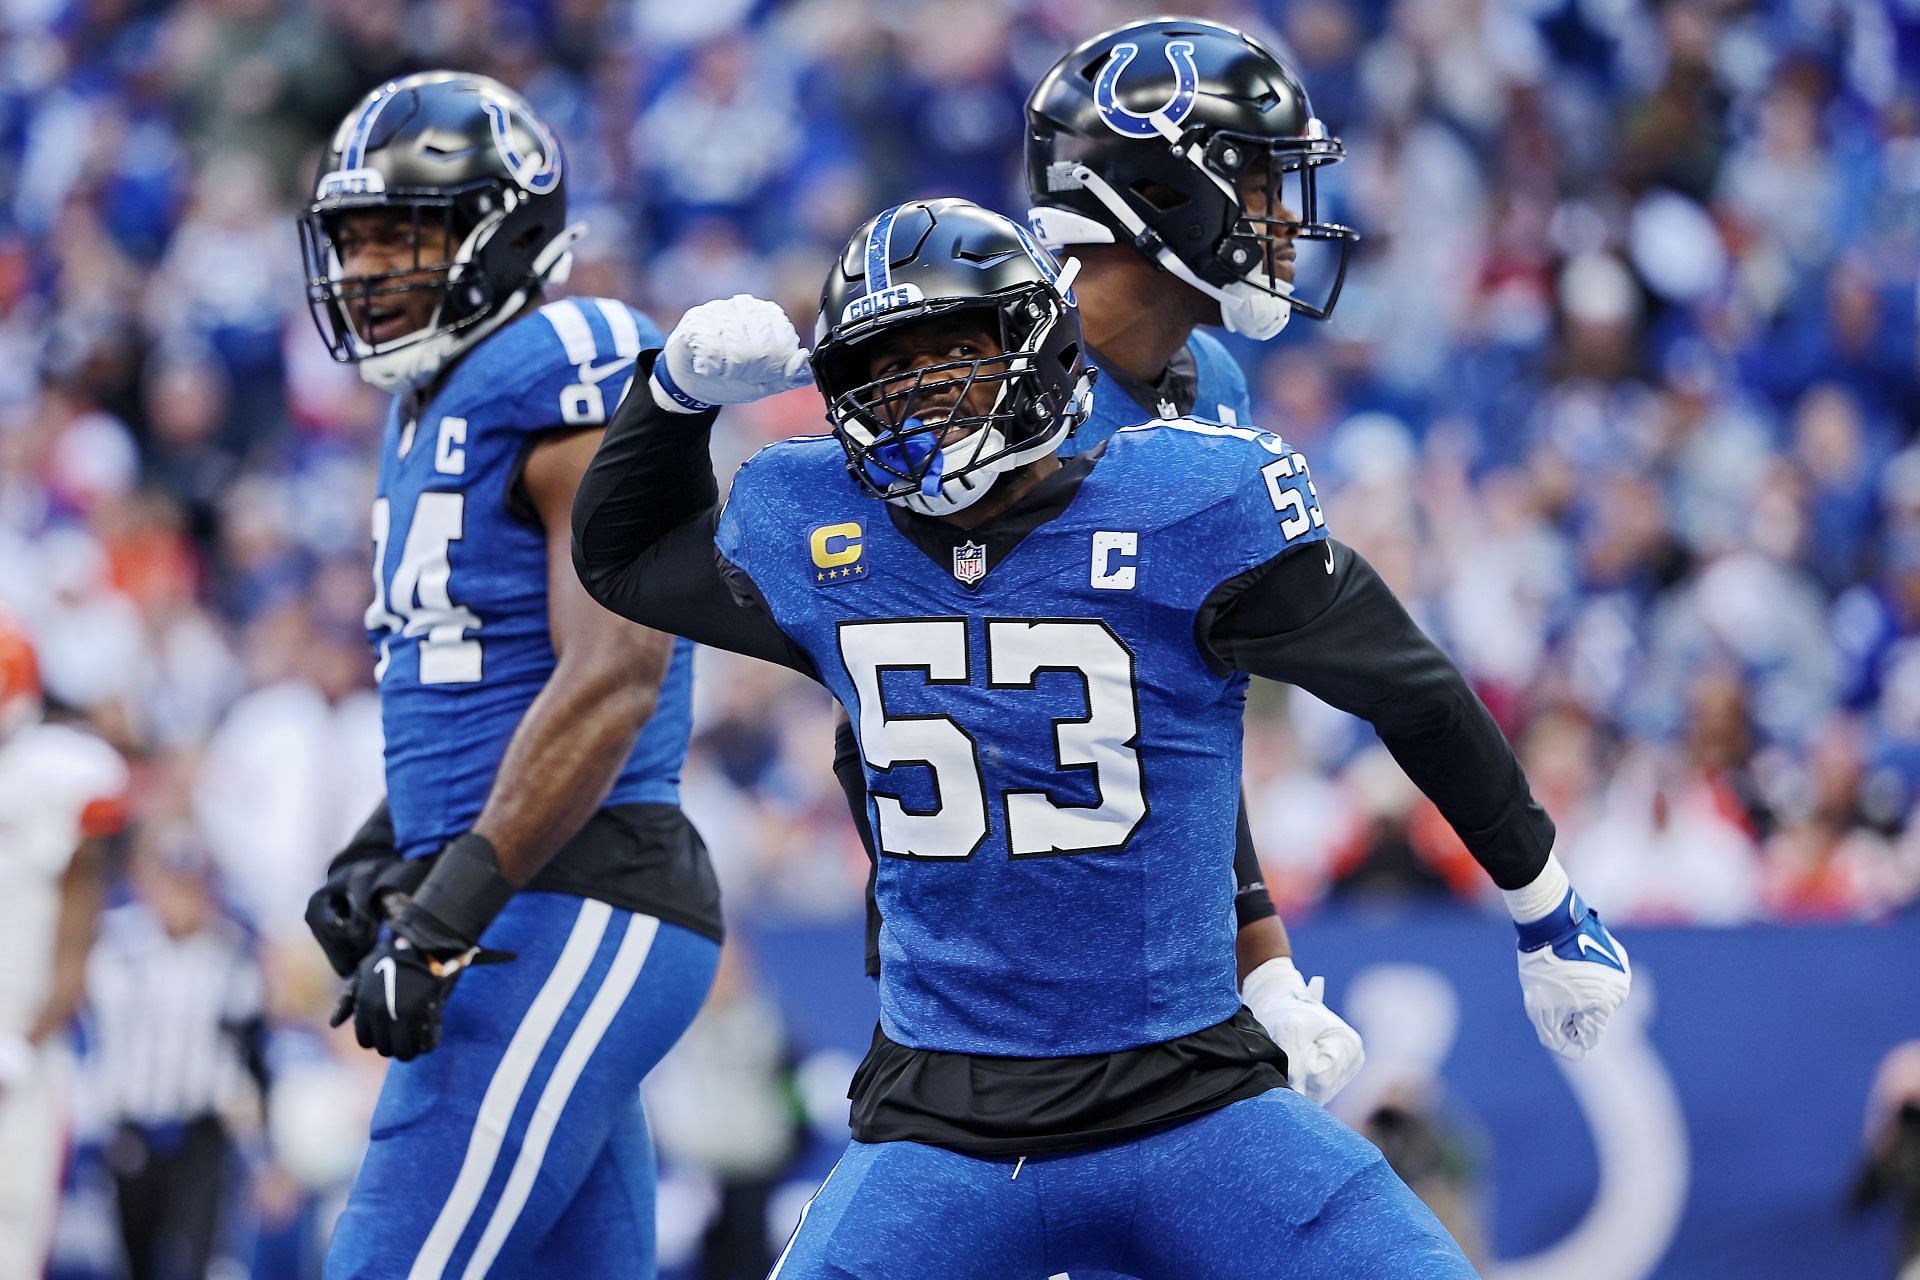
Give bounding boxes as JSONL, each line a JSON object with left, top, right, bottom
{"left": 326, "top": 893, "right": 719, "bottom": 1280}
{"left": 769, "top": 1086, "right": 1477, "bottom": 1279}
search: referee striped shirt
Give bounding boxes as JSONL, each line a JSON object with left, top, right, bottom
{"left": 83, "top": 903, "right": 264, "bottom": 1127}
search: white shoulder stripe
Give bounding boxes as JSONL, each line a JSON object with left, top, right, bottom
{"left": 1122, "top": 416, "right": 1292, "bottom": 455}
{"left": 459, "top": 913, "right": 661, "bottom": 1280}
{"left": 407, "top": 900, "right": 612, "bottom": 1280}
{"left": 592, "top": 299, "right": 643, "bottom": 358}
{"left": 539, "top": 299, "right": 597, "bottom": 366}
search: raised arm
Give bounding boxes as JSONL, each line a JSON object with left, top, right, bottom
{"left": 572, "top": 336, "right": 815, "bottom": 674}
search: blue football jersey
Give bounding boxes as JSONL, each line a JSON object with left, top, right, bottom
{"left": 1061, "top": 329, "right": 1252, "bottom": 456}
{"left": 716, "top": 419, "right": 1328, "bottom": 1057}
{"left": 367, "top": 298, "right": 695, "bottom": 858}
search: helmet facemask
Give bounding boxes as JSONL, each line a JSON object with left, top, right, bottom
{"left": 1025, "top": 18, "right": 1360, "bottom": 339}
{"left": 300, "top": 181, "right": 581, "bottom": 393}
{"left": 1198, "top": 129, "right": 1352, "bottom": 323}
{"left": 818, "top": 282, "right": 1090, "bottom": 518}
{"left": 300, "top": 196, "right": 460, "bottom": 362}
{"left": 1045, "top": 121, "right": 1354, "bottom": 340}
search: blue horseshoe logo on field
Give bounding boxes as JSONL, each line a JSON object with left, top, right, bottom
{"left": 1093, "top": 41, "right": 1200, "bottom": 139}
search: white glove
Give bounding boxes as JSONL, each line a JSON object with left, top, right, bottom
{"left": 1242, "top": 957, "right": 1365, "bottom": 1105}
{"left": 651, "top": 294, "right": 813, "bottom": 413}
{"left": 1514, "top": 887, "right": 1632, "bottom": 1059}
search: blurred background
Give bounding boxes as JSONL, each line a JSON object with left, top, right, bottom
{"left": 3, "top": 0, "right": 1919, "bottom": 1276}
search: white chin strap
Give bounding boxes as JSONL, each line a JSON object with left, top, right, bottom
{"left": 1216, "top": 273, "right": 1294, "bottom": 341}
{"left": 1030, "top": 163, "right": 1294, "bottom": 340}
{"left": 354, "top": 220, "right": 588, "bottom": 392}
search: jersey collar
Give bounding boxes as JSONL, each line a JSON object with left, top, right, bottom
{"left": 886, "top": 453, "right": 1097, "bottom": 590}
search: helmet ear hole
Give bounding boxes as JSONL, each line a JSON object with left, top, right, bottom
{"left": 1130, "top": 180, "right": 1187, "bottom": 212}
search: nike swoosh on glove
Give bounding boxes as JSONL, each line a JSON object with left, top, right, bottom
{"left": 331, "top": 897, "right": 513, "bottom": 1061}
{"left": 651, "top": 294, "right": 813, "bottom": 412}
{"left": 1242, "top": 957, "right": 1366, "bottom": 1105}
{"left": 1515, "top": 888, "right": 1631, "bottom": 1060}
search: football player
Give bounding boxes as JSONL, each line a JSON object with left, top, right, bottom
{"left": 296, "top": 73, "right": 721, "bottom": 1279}
{"left": 0, "top": 619, "right": 124, "bottom": 1278}
{"left": 850, "top": 15, "right": 1369, "bottom": 1104}
{"left": 572, "top": 199, "right": 1633, "bottom": 1276}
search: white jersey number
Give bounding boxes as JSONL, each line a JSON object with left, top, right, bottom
{"left": 366, "top": 494, "right": 483, "bottom": 685}
{"left": 838, "top": 618, "right": 1146, "bottom": 859}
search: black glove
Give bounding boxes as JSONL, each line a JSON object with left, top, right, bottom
{"left": 329, "top": 832, "right": 518, "bottom": 1060}
{"left": 331, "top": 897, "right": 512, "bottom": 1060}
{"left": 305, "top": 853, "right": 432, "bottom": 977}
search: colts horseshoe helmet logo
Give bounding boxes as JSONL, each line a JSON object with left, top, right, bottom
{"left": 482, "top": 97, "right": 562, "bottom": 195}
{"left": 1092, "top": 41, "right": 1200, "bottom": 139}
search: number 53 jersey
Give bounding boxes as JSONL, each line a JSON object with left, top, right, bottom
{"left": 717, "top": 418, "right": 1329, "bottom": 1057}
{"left": 368, "top": 298, "right": 695, "bottom": 858}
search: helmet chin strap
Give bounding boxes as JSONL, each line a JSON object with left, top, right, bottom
{"left": 1047, "top": 165, "right": 1294, "bottom": 340}
{"left": 356, "top": 220, "right": 588, "bottom": 392}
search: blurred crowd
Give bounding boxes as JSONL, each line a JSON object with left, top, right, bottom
{"left": 3, "top": 0, "right": 1919, "bottom": 1272}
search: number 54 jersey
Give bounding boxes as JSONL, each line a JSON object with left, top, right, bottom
{"left": 368, "top": 298, "right": 695, "bottom": 858}
{"left": 717, "top": 418, "right": 1329, "bottom": 1058}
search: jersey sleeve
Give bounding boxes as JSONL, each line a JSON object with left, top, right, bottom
{"left": 573, "top": 358, "right": 817, "bottom": 673}
{"left": 1216, "top": 428, "right": 1330, "bottom": 581}
{"left": 713, "top": 461, "right": 760, "bottom": 588}
{"left": 507, "top": 297, "right": 662, "bottom": 433}
{"left": 712, "top": 444, "right": 802, "bottom": 596}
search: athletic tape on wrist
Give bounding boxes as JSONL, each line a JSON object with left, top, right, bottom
{"left": 409, "top": 832, "right": 515, "bottom": 944}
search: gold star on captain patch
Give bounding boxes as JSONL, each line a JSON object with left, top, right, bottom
{"left": 816, "top": 571, "right": 826, "bottom": 581}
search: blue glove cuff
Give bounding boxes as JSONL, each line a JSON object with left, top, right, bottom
{"left": 1515, "top": 887, "right": 1588, "bottom": 952}
{"left": 1516, "top": 887, "right": 1626, "bottom": 972}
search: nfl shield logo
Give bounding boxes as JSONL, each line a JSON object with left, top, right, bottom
{"left": 952, "top": 540, "right": 988, "bottom": 586}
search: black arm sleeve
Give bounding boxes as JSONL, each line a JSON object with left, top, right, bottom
{"left": 1206, "top": 540, "right": 1554, "bottom": 890}
{"left": 571, "top": 351, "right": 817, "bottom": 675}
{"left": 1232, "top": 794, "right": 1277, "bottom": 927}
{"left": 326, "top": 799, "right": 396, "bottom": 876}
{"left": 832, "top": 718, "right": 884, "bottom": 979}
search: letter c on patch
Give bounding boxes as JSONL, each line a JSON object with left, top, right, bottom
{"left": 811, "top": 522, "right": 863, "bottom": 568}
